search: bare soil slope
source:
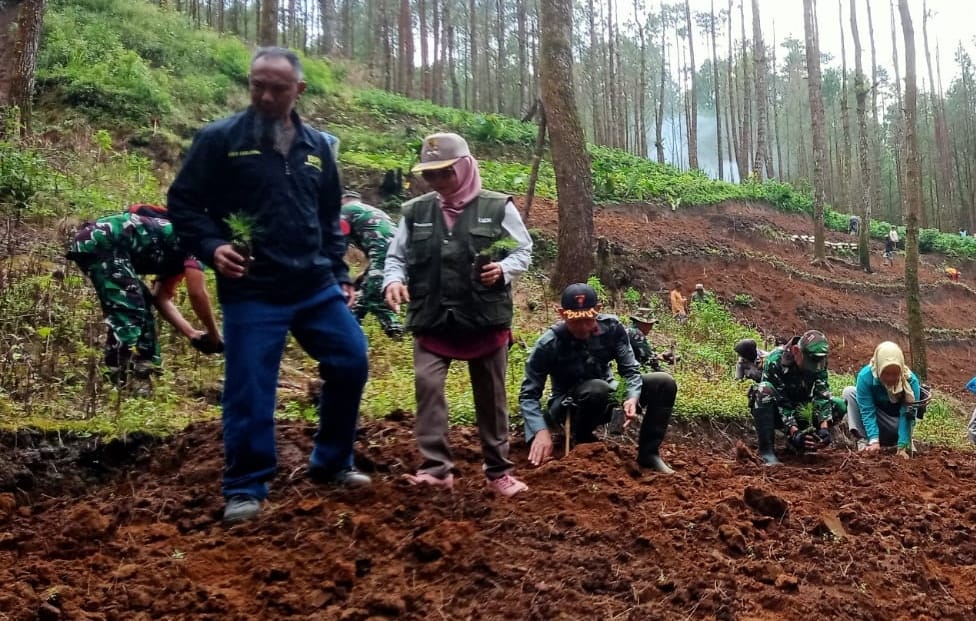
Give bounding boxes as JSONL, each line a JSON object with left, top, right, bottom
{"left": 3, "top": 419, "right": 976, "bottom": 620}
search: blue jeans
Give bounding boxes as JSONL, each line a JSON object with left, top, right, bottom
{"left": 221, "top": 284, "right": 368, "bottom": 499}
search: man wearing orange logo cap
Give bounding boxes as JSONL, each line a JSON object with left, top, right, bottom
{"left": 519, "top": 283, "right": 679, "bottom": 473}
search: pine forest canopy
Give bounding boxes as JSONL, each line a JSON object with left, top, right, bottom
{"left": 2, "top": 0, "right": 976, "bottom": 240}
{"left": 123, "top": 0, "right": 974, "bottom": 235}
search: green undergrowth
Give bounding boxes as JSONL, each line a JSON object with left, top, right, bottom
{"left": 0, "top": 256, "right": 968, "bottom": 450}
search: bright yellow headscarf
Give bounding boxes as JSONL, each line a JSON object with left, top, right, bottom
{"left": 870, "top": 341, "right": 915, "bottom": 404}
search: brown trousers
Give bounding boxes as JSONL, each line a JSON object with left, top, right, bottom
{"left": 412, "top": 341, "right": 514, "bottom": 480}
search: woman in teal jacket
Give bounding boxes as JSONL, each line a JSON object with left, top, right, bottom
{"left": 843, "top": 341, "right": 921, "bottom": 457}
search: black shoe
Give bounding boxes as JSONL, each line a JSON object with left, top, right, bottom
{"left": 308, "top": 467, "right": 372, "bottom": 488}
{"left": 223, "top": 494, "right": 260, "bottom": 523}
{"left": 638, "top": 454, "right": 675, "bottom": 474}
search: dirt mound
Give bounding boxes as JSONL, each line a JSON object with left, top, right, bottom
{"left": 4, "top": 418, "right": 976, "bottom": 619}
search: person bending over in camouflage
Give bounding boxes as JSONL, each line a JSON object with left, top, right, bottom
{"left": 67, "top": 204, "right": 223, "bottom": 385}
{"left": 340, "top": 190, "right": 403, "bottom": 339}
{"left": 751, "top": 329, "right": 846, "bottom": 466}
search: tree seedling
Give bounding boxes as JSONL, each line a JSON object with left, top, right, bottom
{"left": 471, "top": 236, "right": 519, "bottom": 285}
{"left": 224, "top": 212, "right": 258, "bottom": 273}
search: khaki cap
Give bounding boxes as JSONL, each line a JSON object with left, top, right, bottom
{"left": 412, "top": 133, "right": 471, "bottom": 173}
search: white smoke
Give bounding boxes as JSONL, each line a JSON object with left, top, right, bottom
{"left": 656, "top": 112, "right": 741, "bottom": 182}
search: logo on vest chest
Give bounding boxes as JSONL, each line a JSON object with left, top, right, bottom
{"left": 477, "top": 217, "right": 493, "bottom": 223}
{"left": 413, "top": 222, "right": 433, "bottom": 228}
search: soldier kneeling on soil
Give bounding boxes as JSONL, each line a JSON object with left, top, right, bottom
{"left": 751, "top": 330, "right": 846, "bottom": 466}
{"left": 626, "top": 311, "right": 676, "bottom": 373}
{"left": 843, "top": 341, "right": 926, "bottom": 459}
{"left": 519, "top": 283, "right": 679, "bottom": 474}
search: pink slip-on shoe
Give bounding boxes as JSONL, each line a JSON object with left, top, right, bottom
{"left": 486, "top": 474, "right": 528, "bottom": 497}
{"left": 404, "top": 472, "right": 454, "bottom": 489}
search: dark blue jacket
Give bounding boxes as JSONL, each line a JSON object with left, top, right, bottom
{"left": 167, "top": 108, "right": 349, "bottom": 303}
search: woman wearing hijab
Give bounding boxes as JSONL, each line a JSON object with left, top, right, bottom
{"left": 843, "top": 341, "right": 921, "bottom": 457}
{"left": 383, "top": 132, "right": 532, "bottom": 497}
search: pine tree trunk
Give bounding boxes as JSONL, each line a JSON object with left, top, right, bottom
{"left": 889, "top": 0, "right": 904, "bottom": 221}
{"left": 738, "top": 0, "right": 751, "bottom": 177}
{"left": 635, "top": 0, "right": 648, "bottom": 158}
{"left": 468, "top": 0, "right": 478, "bottom": 109}
{"left": 710, "top": 0, "right": 723, "bottom": 180}
{"left": 803, "top": 0, "right": 827, "bottom": 261}
{"left": 431, "top": 1, "right": 440, "bottom": 102}
{"left": 517, "top": 0, "right": 528, "bottom": 115}
{"left": 540, "top": 0, "right": 595, "bottom": 290}
{"left": 750, "top": 0, "right": 767, "bottom": 179}
{"left": 898, "top": 0, "right": 927, "bottom": 379}
{"left": 319, "top": 0, "right": 335, "bottom": 55}
{"left": 607, "top": 0, "right": 618, "bottom": 149}
{"left": 655, "top": 12, "right": 666, "bottom": 164}
{"left": 418, "top": 0, "right": 430, "bottom": 99}
{"left": 587, "top": 0, "right": 602, "bottom": 145}
{"left": 865, "top": 0, "right": 883, "bottom": 222}
{"left": 0, "top": 0, "right": 45, "bottom": 137}
{"left": 259, "top": 0, "right": 277, "bottom": 45}
{"left": 851, "top": 0, "right": 872, "bottom": 271}
{"left": 450, "top": 22, "right": 461, "bottom": 108}
{"left": 771, "top": 21, "right": 783, "bottom": 179}
{"left": 726, "top": 1, "right": 741, "bottom": 181}
{"left": 524, "top": 105, "right": 547, "bottom": 224}
{"left": 383, "top": 0, "right": 393, "bottom": 91}
{"left": 836, "top": 0, "right": 852, "bottom": 214}
{"left": 397, "top": 0, "right": 413, "bottom": 96}
{"left": 922, "top": 0, "right": 953, "bottom": 233}
{"left": 684, "top": 0, "right": 698, "bottom": 169}
{"left": 495, "top": 0, "right": 505, "bottom": 114}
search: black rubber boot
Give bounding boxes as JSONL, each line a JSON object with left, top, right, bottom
{"left": 754, "top": 408, "right": 782, "bottom": 466}
{"left": 637, "top": 407, "right": 675, "bottom": 474}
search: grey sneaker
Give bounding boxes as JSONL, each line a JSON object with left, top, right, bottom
{"left": 309, "top": 467, "right": 372, "bottom": 488}
{"left": 223, "top": 495, "right": 260, "bottom": 523}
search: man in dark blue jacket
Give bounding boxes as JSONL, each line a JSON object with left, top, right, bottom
{"left": 167, "top": 47, "right": 369, "bottom": 523}
{"left": 519, "top": 283, "right": 679, "bottom": 474}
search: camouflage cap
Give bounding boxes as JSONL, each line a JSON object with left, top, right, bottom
{"left": 799, "top": 329, "right": 829, "bottom": 357}
{"left": 630, "top": 308, "right": 657, "bottom": 326}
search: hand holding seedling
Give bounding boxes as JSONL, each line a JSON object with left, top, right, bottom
{"left": 213, "top": 244, "right": 250, "bottom": 279}
{"left": 479, "top": 261, "right": 503, "bottom": 287}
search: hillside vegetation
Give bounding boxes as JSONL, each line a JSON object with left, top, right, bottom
{"left": 0, "top": 0, "right": 968, "bottom": 446}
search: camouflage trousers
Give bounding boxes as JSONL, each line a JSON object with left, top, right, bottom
{"left": 354, "top": 273, "right": 403, "bottom": 338}
{"left": 75, "top": 254, "right": 161, "bottom": 370}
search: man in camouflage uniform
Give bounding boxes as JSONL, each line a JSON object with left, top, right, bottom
{"left": 626, "top": 311, "right": 673, "bottom": 372}
{"left": 340, "top": 190, "right": 403, "bottom": 338}
{"left": 751, "top": 329, "right": 846, "bottom": 466}
{"left": 67, "top": 205, "right": 222, "bottom": 385}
